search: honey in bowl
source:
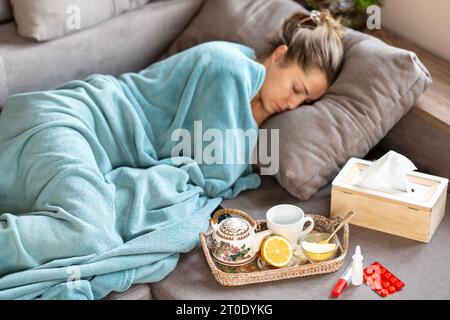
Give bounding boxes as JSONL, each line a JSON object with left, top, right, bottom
{"left": 301, "top": 232, "right": 339, "bottom": 262}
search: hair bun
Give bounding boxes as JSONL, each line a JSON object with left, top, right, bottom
{"left": 292, "top": 10, "right": 343, "bottom": 39}
{"left": 315, "top": 10, "right": 344, "bottom": 39}
{"left": 265, "top": 9, "right": 345, "bottom": 85}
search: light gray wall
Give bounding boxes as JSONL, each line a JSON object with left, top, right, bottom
{"left": 381, "top": 0, "right": 450, "bottom": 62}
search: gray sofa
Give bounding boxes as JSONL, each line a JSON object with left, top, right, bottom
{"left": 1, "top": 0, "right": 449, "bottom": 300}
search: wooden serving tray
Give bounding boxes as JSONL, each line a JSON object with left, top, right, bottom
{"left": 200, "top": 214, "right": 349, "bottom": 287}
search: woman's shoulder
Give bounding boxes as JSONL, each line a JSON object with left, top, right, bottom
{"left": 191, "top": 41, "right": 256, "bottom": 60}
{"left": 191, "top": 41, "right": 265, "bottom": 98}
{"left": 190, "top": 41, "right": 263, "bottom": 79}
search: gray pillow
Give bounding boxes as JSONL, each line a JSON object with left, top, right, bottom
{"left": 167, "top": 0, "right": 432, "bottom": 200}
{"left": 10, "top": 0, "right": 152, "bottom": 41}
{"left": 261, "top": 29, "right": 432, "bottom": 200}
{"left": 0, "top": 0, "right": 13, "bottom": 24}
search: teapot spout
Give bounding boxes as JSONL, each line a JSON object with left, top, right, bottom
{"left": 254, "top": 230, "right": 272, "bottom": 251}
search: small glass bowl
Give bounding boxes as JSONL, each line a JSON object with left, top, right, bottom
{"left": 300, "top": 232, "right": 339, "bottom": 262}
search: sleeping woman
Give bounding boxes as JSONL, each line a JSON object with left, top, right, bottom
{"left": 0, "top": 10, "right": 343, "bottom": 299}
{"left": 251, "top": 10, "right": 343, "bottom": 126}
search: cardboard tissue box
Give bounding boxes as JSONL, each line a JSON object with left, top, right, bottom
{"left": 330, "top": 151, "right": 448, "bottom": 242}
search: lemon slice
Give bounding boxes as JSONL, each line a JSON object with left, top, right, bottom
{"left": 261, "top": 236, "right": 293, "bottom": 268}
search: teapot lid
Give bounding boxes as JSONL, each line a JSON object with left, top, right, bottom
{"left": 218, "top": 217, "right": 250, "bottom": 238}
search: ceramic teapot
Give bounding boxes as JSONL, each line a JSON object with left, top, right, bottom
{"left": 209, "top": 209, "right": 272, "bottom": 266}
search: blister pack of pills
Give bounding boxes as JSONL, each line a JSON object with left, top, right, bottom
{"left": 363, "top": 261, "right": 405, "bottom": 297}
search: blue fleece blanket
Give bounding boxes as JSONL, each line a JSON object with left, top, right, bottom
{"left": 0, "top": 41, "right": 265, "bottom": 299}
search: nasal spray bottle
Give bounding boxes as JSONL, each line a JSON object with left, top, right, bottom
{"left": 351, "top": 245, "right": 364, "bottom": 286}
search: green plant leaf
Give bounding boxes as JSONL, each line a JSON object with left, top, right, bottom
{"left": 353, "top": 0, "right": 384, "bottom": 9}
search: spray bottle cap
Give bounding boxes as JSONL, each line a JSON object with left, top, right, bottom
{"left": 352, "top": 245, "right": 363, "bottom": 261}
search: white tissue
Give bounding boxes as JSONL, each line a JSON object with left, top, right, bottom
{"left": 356, "top": 150, "right": 417, "bottom": 193}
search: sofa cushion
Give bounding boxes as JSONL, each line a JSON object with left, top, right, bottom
{"left": 0, "top": 0, "right": 12, "bottom": 24}
{"left": 166, "top": 0, "right": 308, "bottom": 58}
{"left": 150, "top": 175, "right": 450, "bottom": 300}
{"left": 0, "top": 0, "right": 204, "bottom": 108}
{"left": 166, "top": 0, "right": 432, "bottom": 201}
{"left": 150, "top": 174, "right": 335, "bottom": 299}
{"left": 10, "top": 0, "right": 159, "bottom": 41}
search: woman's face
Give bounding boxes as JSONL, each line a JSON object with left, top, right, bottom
{"left": 257, "top": 45, "right": 328, "bottom": 115}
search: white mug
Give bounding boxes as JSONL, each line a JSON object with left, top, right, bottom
{"left": 266, "top": 204, "right": 314, "bottom": 249}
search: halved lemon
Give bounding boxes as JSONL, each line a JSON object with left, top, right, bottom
{"left": 260, "top": 236, "right": 293, "bottom": 268}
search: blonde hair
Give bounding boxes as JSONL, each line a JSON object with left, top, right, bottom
{"left": 267, "top": 10, "right": 344, "bottom": 85}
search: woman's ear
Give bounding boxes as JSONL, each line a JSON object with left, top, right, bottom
{"left": 272, "top": 45, "right": 288, "bottom": 64}
{"left": 264, "top": 45, "right": 288, "bottom": 71}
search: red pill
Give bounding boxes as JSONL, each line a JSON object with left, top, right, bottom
{"left": 380, "top": 289, "right": 388, "bottom": 297}
{"left": 388, "top": 286, "right": 396, "bottom": 293}
{"left": 382, "top": 281, "right": 390, "bottom": 289}
{"left": 366, "top": 279, "right": 376, "bottom": 289}
{"left": 396, "top": 281, "right": 405, "bottom": 289}
{"left": 380, "top": 267, "right": 386, "bottom": 274}
{"left": 389, "top": 277, "right": 398, "bottom": 285}
{"left": 384, "top": 272, "right": 392, "bottom": 280}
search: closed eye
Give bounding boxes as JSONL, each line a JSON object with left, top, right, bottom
{"left": 293, "top": 86, "right": 302, "bottom": 95}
